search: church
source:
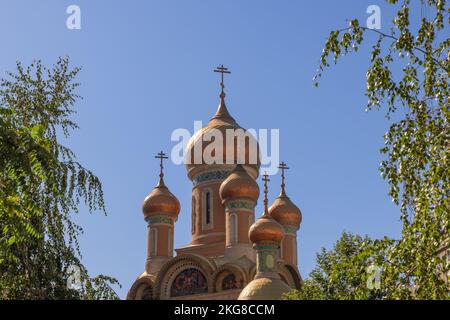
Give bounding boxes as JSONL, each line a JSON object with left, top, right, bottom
{"left": 127, "top": 66, "right": 303, "bottom": 300}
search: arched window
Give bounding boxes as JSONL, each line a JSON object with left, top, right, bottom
{"left": 205, "top": 191, "right": 211, "bottom": 225}
{"left": 170, "top": 268, "right": 208, "bottom": 297}
{"left": 191, "top": 196, "right": 196, "bottom": 234}
{"left": 202, "top": 189, "right": 213, "bottom": 230}
{"left": 230, "top": 213, "right": 238, "bottom": 244}
{"left": 150, "top": 228, "right": 157, "bottom": 256}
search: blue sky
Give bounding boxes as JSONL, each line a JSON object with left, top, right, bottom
{"left": 1, "top": 1, "right": 406, "bottom": 298}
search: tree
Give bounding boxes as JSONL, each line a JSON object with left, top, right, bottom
{"left": 0, "top": 57, "right": 120, "bottom": 299}
{"left": 290, "top": 0, "right": 449, "bottom": 299}
{"left": 284, "top": 233, "right": 392, "bottom": 300}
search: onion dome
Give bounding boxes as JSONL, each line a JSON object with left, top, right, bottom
{"left": 269, "top": 196, "right": 302, "bottom": 228}
{"left": 269, "top": 162, "right": 302, "bottom": 229}
{"left": 249, "top": 213, "right": 284, "bottom": 243}
{"left": 238, "top": 277, "right": 291, "bottom": 300}
{"left": 219, "top": 164, "right": 259, "bottom": 203}
{"left": 248, "top": 172, "right": 284, "bottom": 243}
{"left": 184, "top": 69, "right": 260, "bottom": 180}
{"left": 142, "top": 184, "right": 180, "bottom": 220}
{"left": 239, "top": 172, "right": 290, "bottom": 301}
{"left": 142, "top": 151, "right": 181, "bottom": 221}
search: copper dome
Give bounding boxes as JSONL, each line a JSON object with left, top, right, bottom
{"left": 219, "top": 164, "right": 259, "bottom": 203}
{"left": 249, "top": 214, "right": 284, "bottom": 243}
{"left": 269, "top": 194, "right": 302, "bottom": 228}
{"left": 184, "top": 96, "right": 260, "bottom": 179}
{"left": 142, "top": 185, "right": 180, "bottom": 220}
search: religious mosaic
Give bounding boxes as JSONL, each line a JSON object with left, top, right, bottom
{"left": 221, "top": 273, "right": 238, "bottom": 290}
{"left": 170, "top": 268, "right": 208, "bottom": 297}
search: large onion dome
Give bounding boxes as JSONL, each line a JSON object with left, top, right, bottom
{"left": 219, "top": 164, "right": 259, "bottom": 203}
{"left": 184, "top": 93, "right": 260, "bottom": 180}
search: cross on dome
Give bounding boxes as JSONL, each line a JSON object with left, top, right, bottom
{"left": 278, "top": 161, "right": 289, "bottom": 195}
{"left": 155, "top": 150, "right": 168, "bottom": 186}
{"left": 214, "top": 64, "right": 231, "bottom": 97}
{"left": 262, "top": 172, "right": 270, "bottom": 215}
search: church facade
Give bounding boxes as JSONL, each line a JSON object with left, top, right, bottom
{"left": 127, "top": 67, "right": 303, "bottom": 300}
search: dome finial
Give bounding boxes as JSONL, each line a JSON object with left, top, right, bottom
{"left": 214, "top": 64, "right": 230, "bottom": 97}
{"left": 155, "top": 150, "right": 168, "bottom": 187}
{"left": 278, "top": 161, "right": 289, "bottom": 196}
{"left": 262, "top": 172, "right": 270, "bottom": 215}
{"left": 211, "top": 65, "right": 235, "bottom": 122}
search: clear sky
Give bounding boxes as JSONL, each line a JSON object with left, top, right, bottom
{"left": 0, "top": 0, "right": 405, "bottom": 298}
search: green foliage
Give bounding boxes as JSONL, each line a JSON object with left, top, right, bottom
{"left": 0, "top": 57, "right": 120, "bottom": 299}
{"left": 284, "top": 233, "right": 393, "bottom": 300}
{"left": 293, "top": 0, "right": 449, "bottom": 299}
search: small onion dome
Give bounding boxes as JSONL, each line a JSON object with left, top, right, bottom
{"left": 219, "top": 164, "right": 259, "bottom": 203}
{"left": 238, "top": 277, "right": 291, "bottom": 300}
{"left": 184, "top": 96, "right": 260, "bottom": 180}
{"left": 269, "top": 195, "right": 302, "bottom": 229}
{"left": 249, "top": 214, "right": 284, "bottom": 243}
{"left": 142, "top": 184, "right": 180, "bottom": 220}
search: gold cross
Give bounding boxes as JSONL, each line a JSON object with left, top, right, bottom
{"left": 155, "top": 151, "right": 168, "bottom": 185}
{"left": 262, "top": 172, "right": 270, "bottom": 214}
{"left": 278, "top": 161, "right": 289, "bottom": 194}
{"left": 214, "top": 64, "right": 231, "bottom": 93}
